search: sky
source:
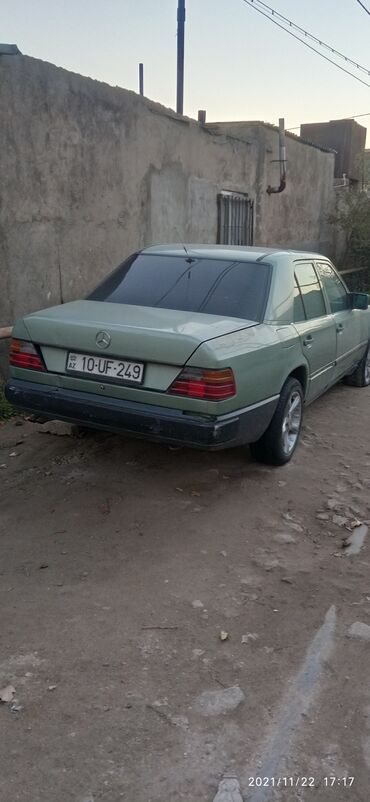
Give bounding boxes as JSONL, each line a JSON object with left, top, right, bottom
{"left": 2, "top": 0, "right": 370, "bottom": 145}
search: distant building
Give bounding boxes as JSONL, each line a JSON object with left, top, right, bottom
{"left": 300, "top": 119, "right": 366, "bottom": 187}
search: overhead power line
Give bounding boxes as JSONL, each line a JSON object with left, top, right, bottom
{"left": 244, "top": 0, "right": 370, "bottom": 75}
{"left": 356, "top": 0, "right": 370, "bottom": 16}
{"left": 287, "top": 112, "right": 370, "bottom": 132}
{"left": 242, "top": 0, "right": 370, "bottom": 88}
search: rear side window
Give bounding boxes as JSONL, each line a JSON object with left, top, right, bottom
{"left": 88, "top": 254, "right": 271, "bottom": 322}
{"left": 295, "top": 263, "right": 326, "bottom": 320}
{"left": 316, "top": 262, "right": 349, "bottom": 313}
{"left": 293, "top": 279, "right": 306, "bottom": 322}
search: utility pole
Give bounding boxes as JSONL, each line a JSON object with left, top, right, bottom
{"left": 139, "top": 63, "right": 144, "bottom": 96}
{"left": 176, "top": 0, "right": 186, "bottom": 115}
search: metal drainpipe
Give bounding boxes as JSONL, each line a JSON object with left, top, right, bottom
{"left": 267, "top": 118, "right": 287, "bottom": 194}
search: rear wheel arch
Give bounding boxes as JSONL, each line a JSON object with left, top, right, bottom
{"left": 250, "top": 376, "right": 304, "bottom": 465}
{"left": 286, "top": 365, "right": 308, "bottom": 398}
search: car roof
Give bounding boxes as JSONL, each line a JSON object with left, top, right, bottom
{"left": 141, "top": 244, "right": 326, "bottom": 262}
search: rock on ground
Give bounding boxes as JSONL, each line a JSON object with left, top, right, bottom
{"left": 194, "top": 686, "right": 245, "bottom": 717}
{"left": 348, "top": 622, "right": 370, "bottom": 641}
{"left": 213, "top": 777, "right": 243, "bottom": 802}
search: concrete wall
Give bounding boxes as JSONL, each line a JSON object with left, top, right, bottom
{"left": 210, "top": 122, "right": 335, "bottom": 255}
{"left": 0, "top": 54, "right": 335, "bottom": 331}
{"left": 364, "top": 149, "right": 370, "bottom": 192}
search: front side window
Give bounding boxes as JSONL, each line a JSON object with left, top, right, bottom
{"left": 295, "top": 263, "right": 326, "bottom": 321}
{"left": 316, "top": 262, "right": 349, "bottom": 314}
{"left": 88, "top": 254, "right": 271, "bottom": 322}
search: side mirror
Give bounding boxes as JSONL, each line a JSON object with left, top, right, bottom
{"left": 350, "top": 292, "right": 369, "bottom": 310}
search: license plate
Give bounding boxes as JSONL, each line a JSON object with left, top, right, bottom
{"left": 66, "top": 352, "right": 144, "bottom": 384}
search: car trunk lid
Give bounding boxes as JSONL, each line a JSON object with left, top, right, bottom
{"left": 23, "top": 300, "right": 256, "bottom": 365}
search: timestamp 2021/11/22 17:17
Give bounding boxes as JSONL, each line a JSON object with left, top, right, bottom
{"left": 247, "top": 776, "right": 355, "bottom": 788}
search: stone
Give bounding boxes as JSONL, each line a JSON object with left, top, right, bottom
{"left": 273, "top": 532, "right": 297, "bottom": 544}
{"left": 42, "top": 422, "right": 73, "bottom": 437}
{"left": 286, "top": 522, "right": 304, "bottom": 533}
{"left": 343, "top": 525, "right": 368, "bottom": 556}
{"left": 348, "top": 622, "right": 370, "bottom": 641}
{"left": 213, "top": 777, "right": 243, "bottom": 802}
{"left": 0, "top": 685, "right": 16, "bottom": 703}
{"left": 332, "top": 515, "right": 348, "bottom": 527}
{"left": 241, "top": 633, "right": 258, "bottom": 643}
{"left": 327, "top": 498, "right": 341, "bottom": 510}
{"left": 194, "top": 685, "right": 245, "bottom": 716}
{"left": 192, "top": 600, "right": 204, "bottom": 609}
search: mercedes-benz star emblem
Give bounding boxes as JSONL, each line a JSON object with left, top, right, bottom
{"left": 95, "top": 331, "right": 111, "bottom": 349}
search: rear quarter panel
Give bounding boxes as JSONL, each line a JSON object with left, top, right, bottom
{"left": 11, "top": 318, "right": 34, "bottom": 341}
{"left": 189, "top": 323, "right": 307, "bottom": 412}
{"left": 362, "top": 308, "right": 370, "bottom": 344}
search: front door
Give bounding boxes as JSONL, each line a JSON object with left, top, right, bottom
{"left": 293, "top": 262, "right": 337, "bottom": 402}
{"left": 315, "top": 261, "right": 364, "bottom": 380}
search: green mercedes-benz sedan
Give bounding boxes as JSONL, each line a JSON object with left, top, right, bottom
{"left": 5, "top": 245, "right": 370, "bottom": 465}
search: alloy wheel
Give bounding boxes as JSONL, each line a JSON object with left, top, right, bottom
{"left": 281, "top": 391, "right": 302, "bottom": 456}
{"left": 365, "top": 347, "right": 370, "bottom": 384}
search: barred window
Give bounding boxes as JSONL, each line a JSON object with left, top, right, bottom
{"left": 217, "top": 191, "right": 254, "bottom": 246}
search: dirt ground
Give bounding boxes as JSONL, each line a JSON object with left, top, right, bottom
{"left": 1, "top": 382, "right": 370, "bottom": 802}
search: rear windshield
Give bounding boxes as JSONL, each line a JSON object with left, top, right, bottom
{"left": 88, "top": 254, "right": 271, "bottom": 321}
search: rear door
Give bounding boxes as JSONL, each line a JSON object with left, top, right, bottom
{"left": 293, "top": 262, "right": 337, "bottom": 402}
{"left": 315, "top": 261, "right": 364, "bottom": 380}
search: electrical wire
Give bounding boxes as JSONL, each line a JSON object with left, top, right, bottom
{"left": 244, "top": 0, "right": 370, "bottom": 75}
{"left": 241, "top": 0, "right": 370, "bottom": 88}
{"left": 287, "top": 112, "right": 370, "bottom": 131}
{"left": 356, "top": 0, "right": 370, "bottom": 16}
{"left": 349, "top": 112, "right": 370, "bottom": 119}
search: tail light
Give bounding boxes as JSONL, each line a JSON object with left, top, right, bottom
{"left": 10, "top": 339, "right": 45, "bottom": 371}
{"left": 169, "top": 367, "right": 236, "bottom": 401}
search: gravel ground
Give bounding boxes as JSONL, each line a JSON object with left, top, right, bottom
{"left": 0, "top": 382, "right": 370, "bottom": 802}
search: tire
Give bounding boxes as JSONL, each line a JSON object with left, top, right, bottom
{"left": 250, "top": 377, "right": 304, "bottom": 466}
{"left": 344, "top": 342, "right": 370, "bottom": 388}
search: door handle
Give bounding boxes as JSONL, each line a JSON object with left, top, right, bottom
{"left": 336, "top": 323, "right": 344, "bottom": 333}
{"left": 303, "top": 334, "right": 314, "bottom": 347}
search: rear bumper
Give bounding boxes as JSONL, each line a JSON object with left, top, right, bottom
{"left": 5, "top": 378, "right": 278, "bottom": 450}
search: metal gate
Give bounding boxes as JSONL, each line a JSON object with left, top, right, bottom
{"left": 217, "top": 191, "right": 254, "bottom": 246}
